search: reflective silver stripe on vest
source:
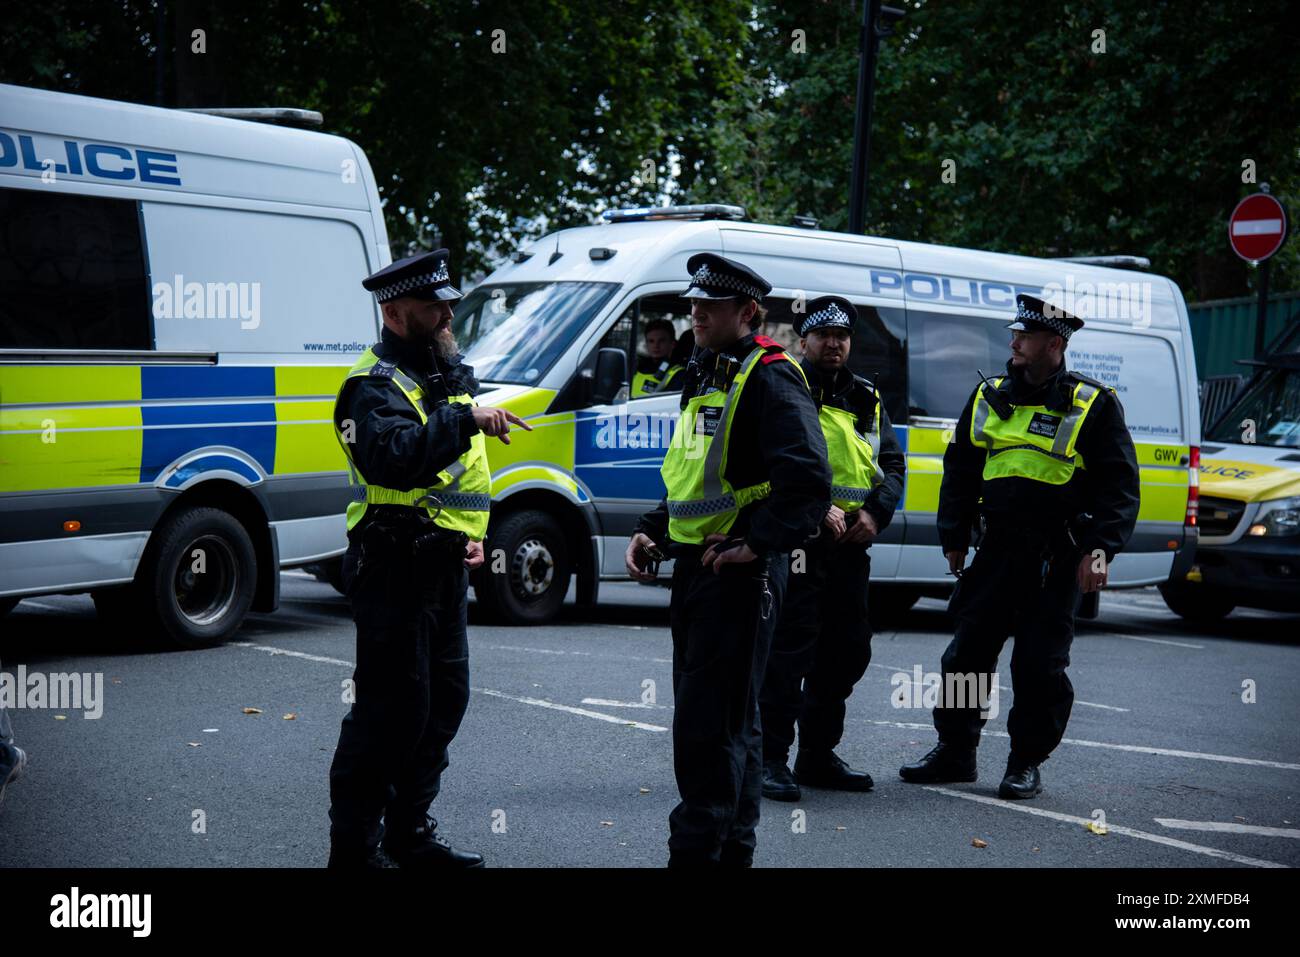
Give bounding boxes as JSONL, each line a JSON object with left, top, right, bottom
{"left": 699, "top": 347, "right": 768, "bottom": 501}
{"left": 392, "top": 366, "right": 422, "bottom": 395}
{"left": 434, "top": 459, "right": 468, "bottom": 491}
{"left": 1052, "top": 383, "right": 1098, "bottom": 456}
{"left": 832, "top": 485, "right": 871, "bottom": 501}
{"left": 970, "top": 381, "right": 998, "bottom": 445}
{"left": 429, "top": 492, "right": 491, "bottom": 511}
{"left": 666, "top": 493, "right": 738, "bottom": 518}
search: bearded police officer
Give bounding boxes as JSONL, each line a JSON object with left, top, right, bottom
{"left": 900, "top": 294, "right": 1139, "bottom": 799}
{"left": 760, "top": 297, "right": 905, "bottom": 801}
{"left": 327, "top": 249, "right": 530, "bottom": 868}
{"left": 625, "top": 253, "right": 830, "bottom": 867}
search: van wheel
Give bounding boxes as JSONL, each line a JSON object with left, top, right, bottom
{"left": 1158, "top": 582, "right": 1235, "bottom": 621}
{"left": 476, "top": 510, "right": 570, "bottom": 624}
{"left": 136, "top": 506, "right": 258, "bottom": 648}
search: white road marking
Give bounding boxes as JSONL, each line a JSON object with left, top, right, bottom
{"left": 1098, "top": 633, "right": 1204, "bottom": 649}
{"left": 477, "top": 688, "right": 668, "bottom": 732}
{"left": 1154, "top": 819, "right": 1300, "bottom": 839}
{"left": 581, "top": 697, "right": 671, "bottom": 711}
{"left": 924, "top": 787, "right": 1286, "bottom": 868}
{"left": 479, "top": 642, "right": 672, "bottom": 664}
{"left": 234, "top": 642, "right": 355, "bottom": 668}
{"left": 866, "top": 718, "right": 1300, "bottom": 770}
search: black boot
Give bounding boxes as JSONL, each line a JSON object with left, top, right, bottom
{"left": 898, "top": 743, "right": 978, "bottom": 783}
{"left": 382, "top": 815, "right": 485, "bottom": 868}
{"left": 997, "top": 756, "right": 1043, "bottom": 800}
{"left": 761, "top": 760, "right": 801, "bottom": 801}
{"left": 794, "top": 750, "right": 874, "bottom": 791}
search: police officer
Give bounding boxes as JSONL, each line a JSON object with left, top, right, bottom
{"left": 900, "top": 294, "right": 1139, "bottom": 799}
{"left": 760, "top": 297, "right": 905, "bottom": 801}
{"left": 631, "top": 318, "right": 685, "bottom": 396}
{"left": 625, "top": 253, "right": 830, "bottom": 867}
{"left": 327, "top": 249, "right": 530, "bottom": 868}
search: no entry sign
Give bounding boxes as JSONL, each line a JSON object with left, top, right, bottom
{"left": 1229, "top": 192, "right": 1288, "bottom": 262}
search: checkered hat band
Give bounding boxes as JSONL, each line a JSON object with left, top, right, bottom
{"left": 689, "top": 264, "right": 764, "bottom": 300}
{"left": 802, "top": 303, "right": 851, "bottom": 333}
{"left": 373, "top": 263, "right": 450, "bottom": 301}
{"left": 1016, "top": 302, "right": 1074, "bottom": 338}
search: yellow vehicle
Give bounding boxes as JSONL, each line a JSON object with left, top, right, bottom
{"left": 1161, "top": 326, "right": 1300, "bottom": 619}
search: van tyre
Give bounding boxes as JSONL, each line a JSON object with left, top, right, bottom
{"left": 1158, "top": 582, "right": 1234, "bottom": 621}
{"left": 136, "top": 506, "right": 258, "bottom": 648}
{"left": 476, "top": 510, "right": 571, "bottom": 625}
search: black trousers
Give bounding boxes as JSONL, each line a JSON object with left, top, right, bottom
{"left": 933, "top": 531, "right": 1080, "bottom": 764}
{"left": 761, "top": 540, "right": 872, "bottom": 763}
{"left": 667, "top": 551, "right": 788, "bottom": 866}
{"left": 328, "top": 533, "right": 471, "bottom": 852}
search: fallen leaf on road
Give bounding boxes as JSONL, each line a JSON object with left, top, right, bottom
{"left": 242, "top": 707, "right": 263, "bottom": 715}
{"left": 283, "top": 713, "right": 297, "bottom": 720}
{"left": 1085, "top": 821, "right": 1108, "bottom": 835}
{"left": 187, "top": 742, "right": 201, "bottom": 747}
{"left": 971, "top": 838, "right": 988, "bottom": 848}
{"left": 835, "top": 826, "right": 847, "bottom": 831}
{"left": 639, "top": 787, "right": 650, "bottom": 794}
{"left": 54, "top": 715, "right": 67, "bottom": 720}
{"left": 600, "top": 821, "right": 614, "bottom": 827}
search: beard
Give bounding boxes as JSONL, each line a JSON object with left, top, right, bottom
{"left": 432, "top": 323, "right": 459, "bottom": 360}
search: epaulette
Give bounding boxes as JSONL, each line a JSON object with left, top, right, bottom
{"left": 368, "top": 358, "right": 398, "bottom": 379}
{"left": 752, "top": 334, "right": 791, "bottom": 366}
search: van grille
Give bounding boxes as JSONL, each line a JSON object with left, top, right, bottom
{"left": 1199, "top": 496, "right": 1246, "bottom": 537}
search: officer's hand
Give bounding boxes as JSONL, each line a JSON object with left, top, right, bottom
{"left": 842, "top": 509, "right": 879, "bottom": 544}
{"left": 464, "top": 539, "right": 485, "bottom": 570}
{"left": 701, "top": 535, "right": 757, "bottom": 572}
{"left": 471, "top": 406, "right": 532, "bottom": 445}
{"left": 823, "top": 505, "right": 847, "bottom": 539}
{"left": 946, "top": 549, "right": 966, "bottom": 576}
{"left": 1077, "top": 554, "right": 1108, "bottom": 593}
{"left": 625, "top": 533, "right": 659, "bottom": 582}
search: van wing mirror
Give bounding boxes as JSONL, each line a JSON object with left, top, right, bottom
{"left": 591, "top": 347, "right": 628, "bottom": 405}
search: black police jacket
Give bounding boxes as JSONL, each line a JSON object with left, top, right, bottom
{"left": 635, "top": 332, "right": 832, "bottom": 555}
{"left": 937, "top": 359, "right": 1140, "bottom": 562}
{"left": 800, "top": 359, "right": 906, "bottom": 533}
{"left": 333, "top": 326, "right": 481, "bottom": 495}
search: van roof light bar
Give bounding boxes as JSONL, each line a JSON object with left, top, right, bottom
{"left": 1055, "top": 255, "right": 1151, "bottom": 270}
{"left": 601, "top": 204, "right": 747, "bottom": 223}
{"left": 181, "top": 107, "right": 324, "bottom": 129}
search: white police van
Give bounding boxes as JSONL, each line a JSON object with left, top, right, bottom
{"left": 456, "top": 206, "right": 1201, "bottom": 623}
{"left": 0, "top": 84, "right": 388, "bottom": 645}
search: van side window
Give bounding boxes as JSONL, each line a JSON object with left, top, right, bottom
{"left": 760, "top": 299, "right": 907, "bottom": 423}
{"left": 629, "top": 294, "right": 692, "bottom": 399}
{"left": 907, "top": 312, "right": 1008, "bottom": 419}
{"left": 0, "top": 188, "right": 151, "bottom": 350}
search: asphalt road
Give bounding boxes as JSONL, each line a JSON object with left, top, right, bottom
{"left": 2, "top": 576, "right": 1297, "bottom": 869}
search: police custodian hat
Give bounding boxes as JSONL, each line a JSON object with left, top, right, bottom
{"left": 682, "top": 252, "right": 772, "bottom": 302}
{"left": 797, "top": 296, "right": 857, "bottom": 337}
{"left": 362, "top": 249, "right": 463, "bottom": 303}
{"left": 1007, "top": 293, "right": 1083, "bottom": 340}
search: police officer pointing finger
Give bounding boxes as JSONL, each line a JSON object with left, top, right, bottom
{"left": 327, "top": 249, "right": 530, "bottom": 868}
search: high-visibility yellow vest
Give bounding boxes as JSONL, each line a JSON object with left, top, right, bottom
{"left": 969, "top": 376, "right": 1102, "bottom": 485}
{"left": 820, "top": 396, "right": 880, "bottom": 511}
{"left": 661, "top": 340, "right": 806, "bottom": 544}
{"left": 632, "top": 363, "right": 684, "bottom": 397}
{"left": 336, "top": 347, "right": 491, "bottom": 538}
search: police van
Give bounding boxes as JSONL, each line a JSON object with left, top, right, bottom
{"left": 457, "top": 205, "right": 1202, "bottom": 624}
{"left": 1161, "top": 322, "right": 1300, "bottom": 619}
{"left": 0, "top": 84, "right": 388, "bottom": 645}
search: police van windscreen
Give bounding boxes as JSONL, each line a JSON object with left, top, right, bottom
{"left": 1208, "top": 368, "right": 1300, "bottom": 447}
{"left": 453, "top": 282, "right": 619, "bottom": 384}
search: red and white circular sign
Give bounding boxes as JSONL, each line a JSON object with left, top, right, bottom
{"left": 1228, "top": 193, "right": 1287, "bottom": 262}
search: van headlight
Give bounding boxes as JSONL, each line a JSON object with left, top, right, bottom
{"left": 1247, "top": 497, "right": 1300, "bottom": 537}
